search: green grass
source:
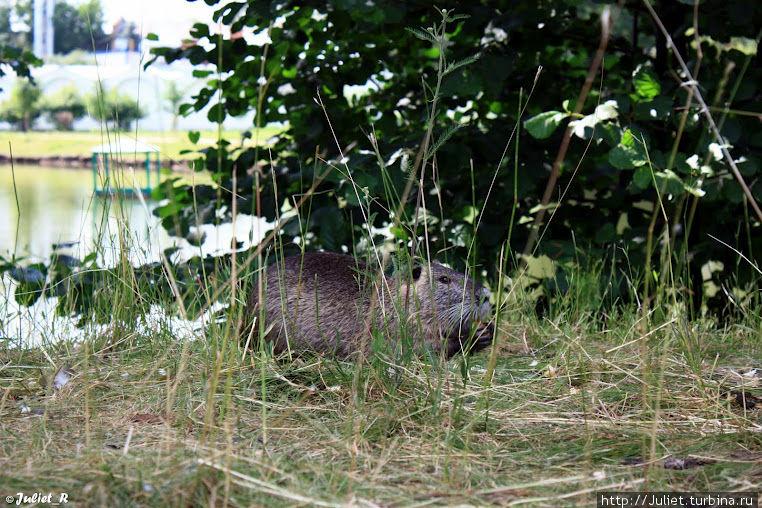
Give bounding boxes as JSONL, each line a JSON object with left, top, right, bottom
{"left": 1, "top": 11, "right": 760, "bottom": 505}
{"left": 1, "top": 122, "right": 760, "bottom": 504}
{"left": 1, "top": 299, "right": 759, "bottom": 506}
{"left": 0, "top": 128, "right": 282, "bottom": 161}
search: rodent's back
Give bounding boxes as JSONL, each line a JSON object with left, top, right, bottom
{"left": 245, "top": 252, "right": 370, "bottom": 356}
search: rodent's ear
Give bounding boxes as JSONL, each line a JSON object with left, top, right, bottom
{"left": 386, "top": 258, "right": 423, "bottom": 280}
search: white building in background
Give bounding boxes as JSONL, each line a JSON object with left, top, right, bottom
{"left": 33, "top": 0, "right": 55, "bottom": 59}
{"left": 0, "top": 54, "right": 256, "bottom": 132}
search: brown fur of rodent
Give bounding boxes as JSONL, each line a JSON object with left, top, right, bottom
{"left": 242, "top": 251, "right": 493, "bottom": 358}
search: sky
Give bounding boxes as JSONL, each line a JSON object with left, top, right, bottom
{"left": 99, "top": 0, "right": 220, "bottom": 46}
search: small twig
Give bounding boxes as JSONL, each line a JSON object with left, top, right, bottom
{"left": 521, "top": 7, "right": 612, "bottom": 262}
{"left": 707, "top": 234, "right": 762, "bottom": 276}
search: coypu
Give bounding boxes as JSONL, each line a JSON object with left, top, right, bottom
{"left": 242, "top": 252, "right": 493, "bottom": 358}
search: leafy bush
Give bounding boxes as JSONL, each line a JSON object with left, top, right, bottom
{"left": 0, "top": 77, "right": 42, "bottom": 131}
{"left": 45, "top": 49, "right": 95, "bottom": 65}
{"left": 87, "top": 85, "right": 145, "bottom": 131}
{"left": 147, "top": 0, "right": 762, "bottom": 313}
{"left": 42, "top": 84, "right": 86, "bottom": 130}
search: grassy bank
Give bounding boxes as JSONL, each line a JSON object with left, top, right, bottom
{"left": 0, "top": 126, "right": 760, "bottom": 505}
{"left": 0, "top": 128, "right": 282, "bottom": 161}
{"left": 1, "top": 298, "right": 759, "bottom": 505}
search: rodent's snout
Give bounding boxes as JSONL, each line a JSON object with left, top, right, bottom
{"left": 473, "top": 285, "right": 491, "bottom": 322}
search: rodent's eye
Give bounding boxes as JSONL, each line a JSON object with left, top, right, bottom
{"left": 438, "top": 276, "right": 450, "bottom": 284}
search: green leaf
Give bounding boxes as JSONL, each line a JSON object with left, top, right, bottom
{"left": 455, "top": 205, "right": 479, "bottom": 224}
{"left": 312, "top": 207, "right": 345, "bottom": 250}
{"left": 405, "top": 27, "right": 437, "bottom": 44}
{"left": 723, "top": 181, "right": 744, "bottom": 203}
{"left": 597, "top": 123, "right": 621, "bottom": 147}
{"left": 422, "top": 47, "right": 440, "bottom": 59}
{"left": 594, "top": 222, "right": 616, "bottom": 243}
{"left": 443, "top": 54, "right": 480, "bottom": 76}
{"left": 632, "top": 166, "right": 652, "bottom": 189}
{"left": 207, "top": 103, "right": 225, "bottom": 123}
{"left": 609, "top": 147, "right": 640, "bottom": 169}
{"left": 654, "top": 169, "right": 694, "bottom": 196}
{"left": 154, "top": 201, "right": 185, "bottom": 218}
{"left": 188, "top": 131, "right": 200, "bottom": 144}
{"left": 427, "top": 123, "right": 463, "bottom": 159}
{"left": 608, "top": 129, "right": 648, "bottom": 169}
{"left": 448, "top": 13, "right": 471, "bottom": 22}
{"left": 633, "top": 64, "right": 661, "bottom": 101}
{"left": 525, "top": 111, "right": 568, "bottom": 139}
{"left": 146, "top": 33, "right": 159, "bottom": 41}
{"left": 15, "top": 282, "right": 44, "bottom": 306}
{"left": 10, "top": 263, "right": 47, "bottom": 307}
{"left": 390, "top": 225, "right": 409, "bottom": 240}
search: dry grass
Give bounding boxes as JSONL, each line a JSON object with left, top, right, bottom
{"left": 1, "top": 311, "right": 759, "bottom": 506}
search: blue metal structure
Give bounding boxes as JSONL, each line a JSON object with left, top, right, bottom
{"left": 90, "top": 140, "right": 160, "bottom": 197}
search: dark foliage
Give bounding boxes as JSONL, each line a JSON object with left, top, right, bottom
{"left": 0, "top": 45, "right": 39, "bottom": 91}
{"left": 52, "top": 0, "right": 107, "bottom": 54}
{"left": 145, "top": 0, "right": 762, "bottom": 312}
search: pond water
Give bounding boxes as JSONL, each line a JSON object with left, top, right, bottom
{"left": 1, "top": 164, "right": 159, "bottom": 263}
{"left": 0, "top": 164, "right": 266, "bottom": 264}
{"left": 0, "top": 164, "right": 268, "bottom": 347}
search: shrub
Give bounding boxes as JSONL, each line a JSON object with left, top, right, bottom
{"left": 0, "top": 77, "right": 41, "bottom": 131}
{"left": 41, "top": 84, "right": 86, "bottom": 130}
{"left": 87, "top": 85, "right": 145, "bottom": 131}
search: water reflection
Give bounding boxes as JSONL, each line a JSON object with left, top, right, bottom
{"left": 0, "top": 164, "right": 268, "bottom": 347}
{"left": 0, "top": 164, "right": 267, "bottom": 265}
